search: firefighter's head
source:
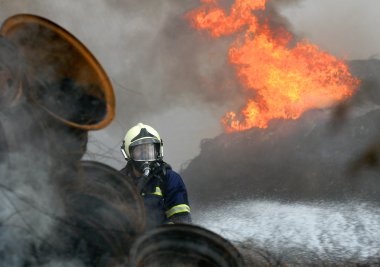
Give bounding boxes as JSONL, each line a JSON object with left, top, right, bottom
{"left": 121, "top": 123, "right": 163, "bottom": 176}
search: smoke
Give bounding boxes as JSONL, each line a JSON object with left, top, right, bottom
{"left": 0, "top": 34, "right": 66, "bottom": 266}
{"left": 0, "top": 0, "right": 378, "bottom": 171}
{"left": 0, "top": 0, "right": 243, "bottom": 169}
{"left": 279, "top": 0, "right": 380, "bottom": 60}
{"left": 0, "top": 110, "right": 65, "bottom": 266}
{"left": 0, "top": 155, "right": 63, "bottom": 266}
{"left": 182, "top": 59, "right": 380, "bottom": 207}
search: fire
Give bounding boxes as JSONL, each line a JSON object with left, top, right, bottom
{"left": 186, "top": 0, "right": 360, "bottom": 132}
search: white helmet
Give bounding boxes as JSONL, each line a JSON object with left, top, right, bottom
{"left": 121, "top": 123, "right": 163, "bottom": 162}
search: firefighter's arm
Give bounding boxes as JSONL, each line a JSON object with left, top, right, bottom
{"left": 164, "top": 170, "right": 192, "bottom": 224}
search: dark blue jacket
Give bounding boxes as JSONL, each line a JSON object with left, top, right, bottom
{"left": 120, "top": 161, "right": 191, "bottom": 229}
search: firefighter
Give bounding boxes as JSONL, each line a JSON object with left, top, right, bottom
{"left": 120, "top": 122, "right": 192, "bottom": 228}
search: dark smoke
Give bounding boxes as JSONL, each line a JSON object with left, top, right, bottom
{"left": 182, "top": 59, "right": 380, "bottom": 208}
{"left": 108, "top": 0, "right": 244, "bottom": 119}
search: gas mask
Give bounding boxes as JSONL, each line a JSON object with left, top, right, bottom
{"left": 129, "top": 143, "right": 159, "bottom": 177}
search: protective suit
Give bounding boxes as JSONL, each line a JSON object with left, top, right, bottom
{"left": 120, "top": 123, "right": 191, "bottom": 228}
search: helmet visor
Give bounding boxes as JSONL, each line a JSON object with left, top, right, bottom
{"left": 130, "top": 143, "right": 158, "bottom": 161}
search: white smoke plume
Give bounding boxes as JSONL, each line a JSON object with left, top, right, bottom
{"left": 0, "top": 144, "right": 65, "bottom": 266}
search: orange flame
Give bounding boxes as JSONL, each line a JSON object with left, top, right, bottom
{"left": 187, "top": 0, "right": 360, "bottom": 132}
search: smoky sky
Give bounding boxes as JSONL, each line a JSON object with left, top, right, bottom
{"left": 280, "top": 0, "right": 380, "bottom": 60}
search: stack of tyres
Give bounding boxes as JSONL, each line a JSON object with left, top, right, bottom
{"left": 0, "top": 14, "right": 146, "bottom": 267}
{"left": 49, "top": 161, "right": 145, "bottom": 266}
